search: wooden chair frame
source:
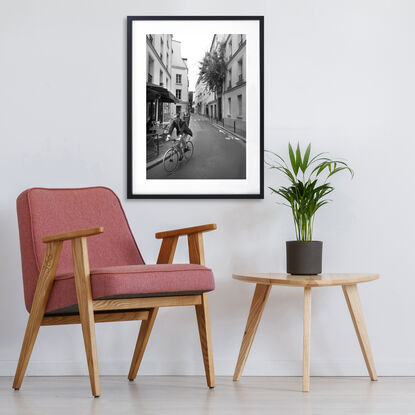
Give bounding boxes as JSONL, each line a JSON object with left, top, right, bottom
{"left": 13, "top": 224, "right": 216, "bottom": 397}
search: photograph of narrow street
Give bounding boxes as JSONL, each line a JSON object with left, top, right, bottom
{"left": 145, "top": 33, "right": 247, "bottom": 179}
{"left": 148, "top": 113, "right": 246, "bottom": 179}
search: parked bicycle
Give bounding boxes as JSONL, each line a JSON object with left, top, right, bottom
{"left": 163, "top": 134, "right": 194, "bottom": 173}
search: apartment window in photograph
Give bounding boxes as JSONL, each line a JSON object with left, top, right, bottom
{"left": 166, "top": 52, "right": 169, "bottom": 66}
{"left": 159, "top": 70, "right": 163, "bottom": 86}
{"left": 227, "top": 97, "right": 232, "bottom": 117}
{"left": 147, "top": 54, "right": 154, "bottom": 83}
{"left": 238, "top": 59, "right": 243, "bottom": 82}
{"left": 229, "top": 39, "right": 233, "bottom": 57}
{"left": 228, "top": 69, "right": 232, "bottom": 88}
{"left": 166, "top": 77, "right": 169, "bottom": 89}
{"left": 176, "top": 89, "right": 181, "bottom": 100}
{"left": 176, "top": 74, "right": 182, "bottom": 84}
{"left": 237, "top": 94, "right": 243, "bottom": 117}
{"left": 160, "top": 37, "right": 164, "bottom": 62}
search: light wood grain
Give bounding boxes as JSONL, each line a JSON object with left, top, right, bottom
{"left": 128, "top": 227, "right": 184, "bottom": 381}
{"left": 342, "top": 284, "right": 378, "bottom": 381}
{"left": 13, "top": 241, "right": 63, "bottom": 390}
{"left": 42, "top": 227, "right": 103, "bottom": 243}
{"left": 188, "top": 232, "right": 205, "bottom": 265}
{"left": 185, "top": 226, "right": 215, "bottom": 387}
{"left": 41, "top": 310, "right": 149, "bottom": 326}
{"left": 233, "top": 273, "right": 378, "bottom": 392}
{"left": 93, "top": 295, "right": 202, "bottom": 311}
{"left": 233, "top": 273, "right": 379, "bottom": 287}
{"left": 128, "top": 308, "right": 159, "bottom": 381}
{"left": 233, "top": 283, "right": 272, "bottom": 381}
{"left": 155, "top": 223, "right": 216, "bottom": 239}
{"left": 72, "top": 237, "right": 100, "bottom": 397}
{"left": 157, "top": 236, "right": 178, "bottom": 264}
{"left": 195, "top": 293, "right": 215, "bottom": 388}
{"left": 303, "top": 287, "right": 312, "bottom": 392}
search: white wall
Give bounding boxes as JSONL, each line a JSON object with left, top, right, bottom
{"left": 1, "top": 0, "right": 415, "bottom": 377}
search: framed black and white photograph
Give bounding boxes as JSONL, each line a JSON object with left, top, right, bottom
{"left": 127, "top": 16, "right": 264, "bottom": 198}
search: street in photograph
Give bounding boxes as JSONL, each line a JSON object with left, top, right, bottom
{"left": 146, "top": 33, "right": 246, "bottom": 179}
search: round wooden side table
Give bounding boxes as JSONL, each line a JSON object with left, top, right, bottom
{"left": 232, "top": 273, "right": 379, "bottom": 392}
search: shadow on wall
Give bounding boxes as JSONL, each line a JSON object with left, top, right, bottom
{"left": 0, "top": 209, "right": 27, "bottom": 348}
{"left": 221, "top": 200, "right": 285, "bottom": 272}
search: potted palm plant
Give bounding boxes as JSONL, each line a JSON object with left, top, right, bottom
{"left": 267, "top": 143, "right": 353, "bottom": 275}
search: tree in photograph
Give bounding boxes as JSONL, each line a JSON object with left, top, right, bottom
{"left": 199, "top": 41, "right": 227, "bottom": 119}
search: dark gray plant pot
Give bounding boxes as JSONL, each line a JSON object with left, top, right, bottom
{"left": 286, "top": 241, "right": 323, "bottom": 275}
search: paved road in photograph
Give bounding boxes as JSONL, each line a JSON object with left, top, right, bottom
{"left": 147, "top": 115, "right": 246, "bottom": 179}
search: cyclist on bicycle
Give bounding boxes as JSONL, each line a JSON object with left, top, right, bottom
{"left": 166, "top": 113, "right": 193, "bottom": 160}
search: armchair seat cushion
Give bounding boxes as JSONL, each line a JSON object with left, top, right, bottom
{"left": 46, "top": 264, "right": 215, "bottom": 314}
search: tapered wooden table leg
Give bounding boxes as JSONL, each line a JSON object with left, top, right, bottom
{"left": 233, "top": 283, "right": 271, "bottom": 381}
{"left": 342, "top": 284, "right": 377, "bottom": 381}
{"left": 302, "top": 287, "right": 312, "bottom": 392}
{"left": 232, "top": 273, "right": 379, "bottom": 392}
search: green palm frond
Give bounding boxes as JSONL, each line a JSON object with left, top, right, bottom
{"left": 266, "top": 143, "right": 353, "bottom": 241}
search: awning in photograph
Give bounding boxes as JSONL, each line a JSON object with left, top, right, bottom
{"left": 147, "top": 83, "right": 178, "bottom": 103}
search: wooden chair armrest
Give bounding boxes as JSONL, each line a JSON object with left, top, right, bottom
{"left": 156, "top": 224, "right": 216, "bottom": 265}
{"left": 155, "top": 224, "right": 216, "bottom": 240}
{"left": 42, "top": 227, "right": 104, "bottom": 243}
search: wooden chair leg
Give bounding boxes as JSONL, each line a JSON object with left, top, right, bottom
{"left": 342, "top": 284, "right": 378, "bottom": 381}
{"left": 128, "top": 307, "right": 159, "bottom": 381}
{"left": 126, "top": 233, "right": 174, "bottom": 380}
{"left": 233, "top": 283, "right": 271, "bottom": 381}
{"left": 13, "top": 241, "right": 63, "bottom": 390}
{"left": 195, "top": 293, "right": 215, "bottom": 388}
{"left": 302, "top": 287, "right": 312, "bottom": 392}
{"left": 72, "top": 237, "right": 100, "bottom": 397}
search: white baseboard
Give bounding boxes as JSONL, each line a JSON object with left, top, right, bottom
{"left": 1, "top": 359, "right": 415, "bottom": 377}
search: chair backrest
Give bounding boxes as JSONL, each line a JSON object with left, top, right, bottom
{"left": 16, "top": 187, "right": 144, "bottom": 312}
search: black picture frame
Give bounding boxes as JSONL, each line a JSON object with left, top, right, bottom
{"left": 127, "top": 16, "right": 264, "bottom": 199}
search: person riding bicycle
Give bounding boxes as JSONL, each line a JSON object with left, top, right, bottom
{"left": 166, "top": 113, "right": 193, "bottom": 160}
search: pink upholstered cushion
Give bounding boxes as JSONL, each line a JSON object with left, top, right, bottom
{"left": 17, "top": 187, "right": 144, "bottom": 312}
{"left": 46, "top": 264, "right": 215, "bottom": 313}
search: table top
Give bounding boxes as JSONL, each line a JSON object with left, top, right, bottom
{"left": 232, "top": 273, "right": 379, "bottom": 287}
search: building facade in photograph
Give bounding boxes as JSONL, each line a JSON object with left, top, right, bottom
{"left": 194, "top": 76, "right": 214, "bottom": 116}
{"left": 194, "top": 34, "right": 226, "bottom": 119}
{"left": 171, "top": 40, "right": 189, "bottom": 117}
{"left": 146, "top": 34, "right": 175, "bottom": 123}
{"left": 204, "top": 34, "right": 227, "bottom": 121}
{"left": 188, "top": 91, "right": 194, "bottom": 113}
{"left": 147, "top": 34, "right": 173, "bottom": 88}
{"left": 222, "top": 34, "right": 246, "bottom": 138}
{"left": 194, "top": 34, "right": 246, "bottom": 138}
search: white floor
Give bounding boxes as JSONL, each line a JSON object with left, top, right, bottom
{"left": 0, "top": 376, "right": 414, "bottom": 415}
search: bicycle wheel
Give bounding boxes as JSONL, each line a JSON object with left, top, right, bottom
{"left": 183, "top": 140, "right": 194, "bottom": 161}
{"left": 163, "top": 148, "right": 179, "bottom": 173}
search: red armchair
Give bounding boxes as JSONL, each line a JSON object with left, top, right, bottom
{"left": 13, "top": 187, "right": 216, "bottom": 396}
